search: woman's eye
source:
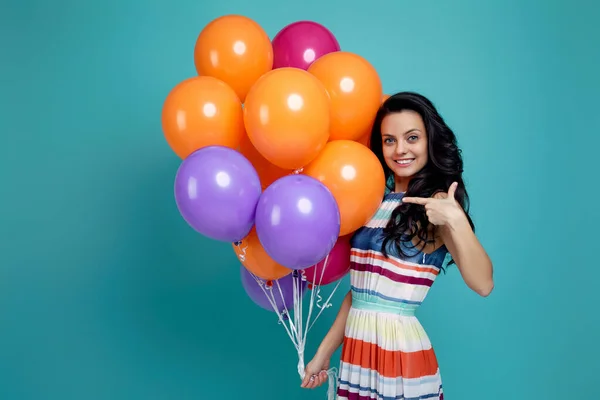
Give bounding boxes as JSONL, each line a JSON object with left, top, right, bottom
{"left": 384, "top": 138, "right": 395, "bottom": 144}
{"left": 408, "top": 135, "right": 418, "bottom": 142}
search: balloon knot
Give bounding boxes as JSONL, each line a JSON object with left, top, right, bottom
{"left": 300, "top": 270, "right": 307, "bottom": 281}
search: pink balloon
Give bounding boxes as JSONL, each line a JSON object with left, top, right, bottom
{"left": 304, "top": 235, "right": 351, "bottom": 285}
{"left": 272, "top": 21, "right": 341, "bottom": 70}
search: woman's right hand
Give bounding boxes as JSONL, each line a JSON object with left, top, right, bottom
{"left": 301, "top": 291, "right": 352, "bottom": 389}
{"left": 300, "top": 354, "right": 330, "bottom": 389}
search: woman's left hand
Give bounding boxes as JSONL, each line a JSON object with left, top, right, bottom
{"left": 401, "top": 182, "right": 466, "bottom": 228}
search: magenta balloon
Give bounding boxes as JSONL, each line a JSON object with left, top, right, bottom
{"left": 272, "top": 21, "right": 341, "bottom": 70}
{"left": 174, "top": 146, "right": 261, "bottom": 242}
{"left": 304, "top": 235, "right": 351, "bottom": 285}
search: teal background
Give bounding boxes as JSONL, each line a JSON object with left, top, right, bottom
{"left": 1, "top": 0, "right": 598, "bottom": 399}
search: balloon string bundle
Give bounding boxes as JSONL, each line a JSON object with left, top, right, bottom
{"left": 235, "top": 243, "right": 341, "bottom": 399}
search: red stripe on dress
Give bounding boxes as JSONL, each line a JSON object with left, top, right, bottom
{"left": 351, "top": 261, "right": 435, "bottom": 287}
{"left": 341, "top": 336, "right": 439, "bottom": 379}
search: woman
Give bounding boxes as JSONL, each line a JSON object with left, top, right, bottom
{"left": 300, "top": 92, "right": 494, "bottom": 399}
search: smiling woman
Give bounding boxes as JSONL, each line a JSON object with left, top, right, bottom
{"left": 301, "top": 91, "right": 494, "bottom": 399}
{"left": 380, "top": 110, "right": 430, "bottom": 184}
{"left": 370, "top": 92, "right": 493, "bottom": 283}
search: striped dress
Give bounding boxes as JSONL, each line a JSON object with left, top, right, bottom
{"left": 337, "top": 191, "right": 448, "bottom": 400}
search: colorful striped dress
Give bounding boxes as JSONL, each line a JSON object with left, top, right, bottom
{"left": 337, "top": 191, "right": 448, "bottom": 400}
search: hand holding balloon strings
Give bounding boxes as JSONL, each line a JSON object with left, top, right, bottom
{"left": 240, "top": 254, "right": 341, "bottom": 381}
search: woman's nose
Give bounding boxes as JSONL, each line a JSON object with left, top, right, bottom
{"left": 395, "top": 142, "right": 407, "bottom": 155}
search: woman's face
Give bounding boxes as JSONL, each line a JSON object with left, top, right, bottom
{"left": 381, "top": 111, "right": 429, "bottom": 183}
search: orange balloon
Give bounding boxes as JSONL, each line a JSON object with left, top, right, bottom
{"left": 194, "top": 15, "right": 273, "bottom": 102}
{"left": 232, "top": 227, "right": 292, "bottom": 280}
{"left": 308, "top": 51, "right": 382, "bottom": 141}
{"left": 303, "top": 140, "right": 386, "bottom": 236}
{"left": 244, "top": 67, "right": 331, "bottom": 170}
{"left": 354, "top": 93, "right": 388, "bottom": 148}
{"left": 356, "top": 132, "right": 371, "bottom": 148}
{"left": 239, "top": 134, "right": 292, "bottom": 190}
{"left": 162, "top": 76, "right": 245, "bottom": 159}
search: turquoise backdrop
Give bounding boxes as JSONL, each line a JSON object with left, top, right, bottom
{"left": 1, "top": 0, "right": 598, "bottom": 399}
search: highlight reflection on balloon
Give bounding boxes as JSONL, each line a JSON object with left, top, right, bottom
{"left": 340, "top": 77, "right": 355, "bottom": 92}
{"left": 297, "top": 198, "right": 313, "bottom": 214}
{"left": 215, "top": 171, "right": 231, "bottom": 187}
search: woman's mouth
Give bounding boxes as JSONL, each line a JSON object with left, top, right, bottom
{"left": 394, "top": 158, "right": 415, "bottom": 167}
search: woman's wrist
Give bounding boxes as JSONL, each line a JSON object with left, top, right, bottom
{"left": 316, "top": 343, "right": 335, "bottom": 360}
{"left": 447, "top": 210, "right": 471, "bottom": 233}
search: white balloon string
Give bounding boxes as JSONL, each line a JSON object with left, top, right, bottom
{"left": 294, "top": 272, "right": 303, "bottom": 345}
{"left": 307, "top": 279, "right": 341, "bottom": 333}
{"left": 236, "top": 242, "right": 298, "bottom": 344}
{"left": 304, "top": 255, "right": 341, "bottom": 399}
{"left": 249, "top": 272, "right": 299, "bottom": 349}
{"left": 302, "top": 254, "right": 328, "bottom": 349}
{"left": 274, "top": 279, "right": 299, "bottom": 342}
{"left": 326, "top": 367, "right": 339, "bottom": 400}
{"left": 314, "top": 258, "right": 328, "bottom": 309}
{"left": 293, "top": 271, "right": 305, "bottom": 378}
{"left": 240, "top": 242, "right": 342, "bottom": 392}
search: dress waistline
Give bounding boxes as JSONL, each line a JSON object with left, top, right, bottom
{"left": 351, "top": 298, "right": 416, "bottom": 316}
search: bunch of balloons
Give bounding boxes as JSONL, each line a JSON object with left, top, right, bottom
{"left": 163, "top": 15, "right": 388, "bottom": 312}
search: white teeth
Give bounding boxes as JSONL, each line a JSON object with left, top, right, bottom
{"left": 395, "top": 159, "right": 414, "bottom": 165}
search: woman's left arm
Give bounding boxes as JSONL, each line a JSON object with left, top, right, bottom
{"left": 402, "top": 182, "right": 494, "bottom": 297}
{"left": 439, "top": 216, "right": 494, "bottom": 297}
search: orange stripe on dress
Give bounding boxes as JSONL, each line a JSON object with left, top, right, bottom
{"left": 341, "top": 336, "right": 439, "bottom": 379}
{"left": 350, "top": 249, "right": 440, "bottom": 275}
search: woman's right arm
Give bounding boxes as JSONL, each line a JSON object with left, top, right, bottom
{"left": 301, "top": 290, "right": 352, "bottom": 389}
{"left": 316, "top": 290, "right": 352, "bottom": 359}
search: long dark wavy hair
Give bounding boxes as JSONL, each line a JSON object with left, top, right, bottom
{"left": 370, "top": 92, "right": 474, "bottom": 267}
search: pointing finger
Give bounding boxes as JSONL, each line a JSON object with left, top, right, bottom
{"left": 402, "top": 196, "right": 430, "bottom": 205}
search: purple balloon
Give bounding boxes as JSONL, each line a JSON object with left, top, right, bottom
{"left": 174, "top": 146, "right": 261, "bottom": 242}
{"left": 240, "top": 266, "right": 307, "bottom": 313}
{"left": 272, "top": 21, "right": 341, "bottom": 70}
{"left": 255, "top": 175, "right": 340, "bottom": 270}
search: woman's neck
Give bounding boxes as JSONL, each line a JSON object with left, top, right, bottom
{"left": 394, "top": 176, "right": 409, "bottom": 193}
